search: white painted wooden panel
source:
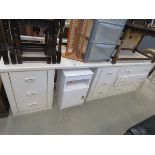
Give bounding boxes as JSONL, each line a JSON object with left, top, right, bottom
{"left": 91, "top": 80, "right": 113, "bottom": 98}
{"left": 63, "top": 69, "right": 93, "bottom": 90}
{"left": 1, "top": 73, "right": 18, "bottom": 114}
{"left": 9, "top": 71, "right": 47, "bottom": 112}
{"left": 60, "top": 88, "right": 88, "bottom": 110}
{"left": 120, "top": 65, "right": 152, "bottom": 76}
{"left": 47, "top": 70, "right": 55, "bottom": 107}
{"left": 57, "top": 69, "right": 93, "bottom": 109}
{"left": 99, "top": 67, "right": 120, "bottom": 79}
{"left": 114, "top": 74, "right": 148, "bottom": 87}
{"left": 86, "top": 68, "right": 102, "bottom": 99}
{"left": 91, "top": 87, "right": 109, "bottom": 98}
{"left": 112, "top": 84, "right": 140, "bottom": 96}
{"left": 86, "top": 64, "right": 152, "bottom": 101}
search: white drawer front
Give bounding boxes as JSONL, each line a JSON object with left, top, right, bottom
{"left": 121, "top": 65, "right": 152, "bottom": 76}
{"left": 96, "top": 77, "right": 115, "bottom": 88}
{"left": 112, "top": 85, "right": 139, "bottom": 95}
{"left": 91, "top": 81, "right": 113, "bottom": 98}
{"left": 9, "top": 71, "right": 47, "bottom": 112}
{"left": 114, "top": 74, "right": 147, "bottom": 87}
{"left": 91, "top": 87, "right": 109, "bottom": 98}
{"left": 99, "top": 67, "right": 120, "bottom": 80}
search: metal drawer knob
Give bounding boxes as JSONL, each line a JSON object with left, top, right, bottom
{"left": 28, "top": 102, "right": 37, "bottom": 107}
{"left": 81, "top": 96, "right": 85, "bottom": 99}
{"left": 107, "top": 72, "right": 113, "bottom": 75}
{"left": 27, "top": 91, "right": 37, "bottom": 96}
{"left": 25, "top": 77, "right": 35, "bottom": 82}
{"left": 98, "top": 92, "right": 105, "bottom": 95}
{"left": 126, "top": 70, "right": 131, "bottom": 73}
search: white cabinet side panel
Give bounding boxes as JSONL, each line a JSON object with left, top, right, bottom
{"left": 1, "top": 73, "right": 18, "bottom": 113}
{"left": 47, "top": 70, "right": 55, "bottom": 107}
{"left": 86, "top": 68, "right": 102, "bottom": 99}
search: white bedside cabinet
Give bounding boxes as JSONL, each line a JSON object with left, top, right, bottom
{"left": 56, "top": 69, "right": 93, "bottom": 110}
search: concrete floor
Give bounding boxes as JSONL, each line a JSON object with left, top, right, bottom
{"left": 0, "top": 80, "right": 155, "bottom": 135}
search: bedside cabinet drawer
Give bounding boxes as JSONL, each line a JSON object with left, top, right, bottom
{"left": 114, "top": 74, "right": 147, "bottom": 86}
{"left": 9, "top": 71, "right": 47, "bottom": 112}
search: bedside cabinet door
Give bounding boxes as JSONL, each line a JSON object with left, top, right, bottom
{"left": 9, "top": 71, "right": 47, "bottom": 112}
{"left": 60, "top": 88, "right": 88, "bottom": 110}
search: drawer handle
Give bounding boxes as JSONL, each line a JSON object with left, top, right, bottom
{"left": 107, "top": 72, "right": 113, "bottom": 75}
{"left": 126, "top": 70, "right": 131, "bottom": 73}
{"left": 81, "top": 96, "right": 85, "bottom": 100}
{"left": 140, "top": 78, "right": 144, "bottom": 81}
{"left": 98, "top": 92, "right": 105, "bottom": 95}
{"left": 102, "top": 82, "right": 108, "bottom": 85}
{"left": 27, "top": 91, "right": 37, "bottom": 96}
{"left": 28, "top": 102, "right": 37, "bottom": 107}
{"left": 25, "top": 77, "right": 35, "bottom": 82}
{"left": 121, "top": 80, "right": 125, "bottom": 83}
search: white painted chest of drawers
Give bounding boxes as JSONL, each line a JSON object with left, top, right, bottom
{"left": 1, "top": 70, "right": 55, "bottom": 116}
{"left": 86, "top": 64, "right": 153, "bottom": 101}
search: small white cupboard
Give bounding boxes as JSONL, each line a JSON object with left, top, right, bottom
{"left": 56, "top": 69, "right": 93, "bottom": 109}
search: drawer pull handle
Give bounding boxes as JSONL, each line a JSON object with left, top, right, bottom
{"left": 107, "top": 72, "right": 113, "bottom": 75}
{"left": 27, "top": 91, "right": 37, "bottom": 96}
{"left": 126, "top": 70, "right": 131, "bottom": 73}
{"left": 81, "top": 96, "right": 85, "bottom": 100}
{"left": 25, "top": 77, "right": 35, "bottom": 82}
{"left": 102, "top": 82, "right": 108, "bottom": 85}
{"left": 28, "top": 102, "right": 37, "bottom": 107}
